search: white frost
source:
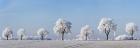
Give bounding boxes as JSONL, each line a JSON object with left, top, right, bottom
{"left": 37, "top": 28, "right": 48, "bottom": 36}
{"left": 2, "top": 27, "right": 13, "bottom": 40}
{"left": 126, "top": 22, "right": 138, "bottom": 35}
{"left": 37, "top": 28, "right": 48, "bottom": 40}
{"left": 53, "top": 18, "right": 72, "bottom": 34}
{"left": 97, "top": 17, "right": 117, "bottom": 32}
{"left": 97, "top": 17, "right": 117, "bottom": 40}
{"left": 115, "top": 34, "right": 132, "bottom": 40}
{"left": 76, "top": 25, "right": 93, "bottom": 40}
{"left": 17, "top": 28, "right": 26, "bottom": 40}
{"left": 53, "top": 18, "right": 72, "bottom": 40}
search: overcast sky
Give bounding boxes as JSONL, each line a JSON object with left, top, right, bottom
{"left": 0, "top": 0, "right": 140, "bottom": 40}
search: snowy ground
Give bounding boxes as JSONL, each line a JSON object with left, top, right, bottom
{"left": 0, "top": 40, "right": 140, "bottom": 48}
{"left": 64, "top": 41, "right": 140, "bottom": 48}
{"left": 0, "top": 40, "right": 64, "bottom": 48}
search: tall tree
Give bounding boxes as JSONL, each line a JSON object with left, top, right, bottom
{"left": 77, "top": 25, "right": 93, "bottom": 40}
{"left": 2, "top": 27, "right": 13, "bottom": 40}
{"left": 97, "top": 17, "right": 117, "bottom": 40}
{"left": 37, "top": 28, "right": 48, "bottom": 40}
{"left": 53, "top": 18, "right": 72, "bottom": 40}
{"left": 17, "top": 28, "right": 26, "bottom": 40}
{"left": 126, "top": 22, "right": 138, "bottom": 40}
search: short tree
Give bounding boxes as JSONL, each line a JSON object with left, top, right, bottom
{"left": 126, "top": 22, "right": 138, "bottom": 40}
{"left": 17, "top": 28, "right": 26, "bottom": 40}
{"left": 77, "top": 25, "right": 93, "bottom": 40}
{"left": 97, "top": 17, "right": 117, "bottom": 40}
{"left": 37, "top": 28, "right": 48, "bottom": 40}
{"left": 53, "top": 18, "right": 72, "bottom": 40}
{"left": 2, "top": 27, "right": 13, "bottom": 40}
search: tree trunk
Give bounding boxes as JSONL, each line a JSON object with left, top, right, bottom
{"left": 61, "top": 32, "right": 64, "bottom": 40}
{"left": 41, "top": 35, "right": 44, "bottom": 40}
{"left": 105, "top": 28, "right": 108, "bottom": 40}
{"left": 105, "top": 28, "right": 110, "bottom": 40}
{"left": 85, "top": 34, "right": 88, "bottom": 40}
{"left": 113, "top": 32, "right": 116, "bottom": 40}
{"left": 20, "top": 35, "right": 23, "bottom": 40}
{"left": 6, "top": 36, "right": 8, "bottom": 40}
{"left": 131, "top": 36, "right": 133, "bottom": 40}
{"left": 131, "top": 30, "right": 134, "bottom": 40}
{"left": 106, "top": 34, "right": 109, "bottom": 40}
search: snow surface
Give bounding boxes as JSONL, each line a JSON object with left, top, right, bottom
{"left": 0, "top": 40, "right": 140, "bottom": 48}
{"left": 115, "top": 34, "right": 132, "bottom": 40}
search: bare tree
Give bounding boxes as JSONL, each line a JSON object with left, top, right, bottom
{"left": 53, "top": 18, "right": 72, "bottom": 40}
{"left": 17, "top": 28, "right": 25, "bottom": 40}
{"left": 126, "top": 22, "right": 138, "bottom": 40}
{"left": 37, "top": 28, "right": 48, "bottom": 40}
{"left": 97, "top": 17, "right": 117, "bottom": 40}
{"left": 2, "top": 27, "right": 13, "bottom": 40}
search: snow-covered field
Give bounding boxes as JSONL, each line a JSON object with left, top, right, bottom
{"left": 65, "top": 41, "right": 140, "bottom": 48}
{"left": 0, "top": 40, "right": 140, "bottom": 48}
{"left": 0, "top": 40, "right": 64, "bottom": 48}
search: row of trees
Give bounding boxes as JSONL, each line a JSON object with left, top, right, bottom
{"left": 2, "top": 27, "right": 48, "bottom": 40}
{"left": 54, "top": 18, "right": 138, "bottom": 40}
{"left": 1, "top": 18, "right": 138, "bottom": 40}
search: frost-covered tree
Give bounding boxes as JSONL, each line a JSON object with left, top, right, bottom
{"left": 17, "top": 28, "right": 26, "bottom": 40}
{"left": 2, "top": 27, "right": 13, "bottom": 40}
{"left": 53, "top": 18, "right": 72, "bottom": 40}
{"left": 77, "top": 25, "right": 93, "bottom": 40}
{"left": 37, "top": 28, "right": 48, "bottom": 40}
{"left": 126, "top": 22, "right": 138, "bottom": 40}
{"left": 97, "top": 17, "right": 117, "bottom": 40}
